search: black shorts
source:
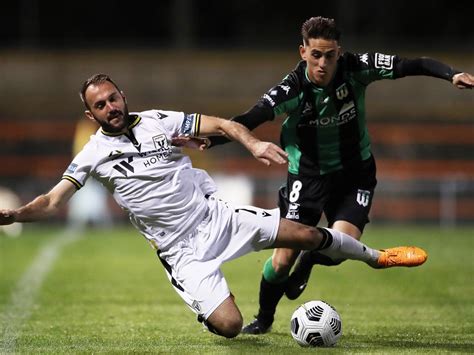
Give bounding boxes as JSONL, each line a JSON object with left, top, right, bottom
{"left": 278, "top": 156, "right": 377, "bottom": 232}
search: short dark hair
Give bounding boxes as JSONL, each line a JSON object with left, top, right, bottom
{"left": 79, "top": 73, "right": 121, "bottom": 109}
{"left": 301, "top": 17, "right": 341, "bottom": 45}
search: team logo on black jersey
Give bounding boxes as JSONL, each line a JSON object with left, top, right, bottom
{"left": 335, "top": 83, "right": 349, "bottom": 100}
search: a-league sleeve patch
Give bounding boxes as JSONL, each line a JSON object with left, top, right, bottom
{"left": 66, "top": 163, "right": 78, "bottom": 174}
{"left": 180, "top": 113, "right": 201, "bottom": 136}
{"left": 374, "top": 53, "right": 394, "bottom": 70}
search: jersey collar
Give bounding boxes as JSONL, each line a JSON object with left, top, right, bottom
{"left": 100, "top": 114, "right": 141, "bottom": 136}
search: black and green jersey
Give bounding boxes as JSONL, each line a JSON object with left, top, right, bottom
{"left": 208, "top": 52, "right": 458, "bottom": 176}
{"left": 261, "top": 52, "right": 402, "bottom": 176}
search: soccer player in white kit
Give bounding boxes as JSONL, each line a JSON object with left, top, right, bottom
{"left": 0, "top": 74, "right": 427, "bottom": 338}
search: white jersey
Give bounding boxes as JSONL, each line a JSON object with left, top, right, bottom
{"left": 62, "top": 110, "right": 217, "bottom": 250}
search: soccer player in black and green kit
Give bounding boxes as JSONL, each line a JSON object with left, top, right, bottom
{"left": 204, "top": 16, "right": 474, "bottom": 334}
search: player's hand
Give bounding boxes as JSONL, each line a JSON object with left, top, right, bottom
{"left": 171, "top": 135, "right": 211, "bottom": 151}
{"left": 452, "top": 72, "right": 474, "bottom": 89}
{"left": 250, "top": 141, "right": 288, "bottom": 166}
{"left": 0, "top": 209, "right": 17, "bottom": 225}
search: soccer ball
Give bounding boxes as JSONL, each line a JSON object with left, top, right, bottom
{"left": 290, "top": 300, "right": 342, "bottom": 347}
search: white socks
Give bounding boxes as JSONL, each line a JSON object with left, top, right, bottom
{"left": 317, "top": 227, "right": 380, "bottom": 267}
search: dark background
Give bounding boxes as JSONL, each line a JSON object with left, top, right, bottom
{"left": 2, "top": 0, "right": 474, "bottom": 50}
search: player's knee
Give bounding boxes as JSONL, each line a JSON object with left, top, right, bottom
{"left": 215, "top": 316, "right": 243, "bottom": 338}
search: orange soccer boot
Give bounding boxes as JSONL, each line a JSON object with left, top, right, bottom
{"left": 377, "top": 246, "right": 428, "bottom": 268}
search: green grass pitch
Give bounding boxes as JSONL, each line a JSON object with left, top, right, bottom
{"left": 1, "top": 224, "right": 473, "bottom": 353}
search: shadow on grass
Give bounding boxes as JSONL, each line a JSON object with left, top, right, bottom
{"left": 342, "top": 337, "right": 474, "bottom": 352}
{"left": 212, "top": 331, "right": 474, "bottom": 353}
{"left": 212, "top": 331, "right": 294, "bottom": 348}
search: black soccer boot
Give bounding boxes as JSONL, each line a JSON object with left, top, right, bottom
{"left": 241, "top": 276, "right": 286, "bottom": 335}
{"left": 241, "top": 316, "right": 273, "bottom": 335}
{"left": 284, "top": 251, "right": 314, "bottom": 300}
{"left": 286, "top": 250, "right": 344, "bottom": 300}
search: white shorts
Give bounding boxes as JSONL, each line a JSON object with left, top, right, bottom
{"left": 157, "top": 195, "right": 280, "bottom": 320}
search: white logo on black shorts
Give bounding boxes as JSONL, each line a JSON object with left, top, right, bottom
{"left": 285, "top": 203, "right": 300, "bottom": 220}
{"left": 356, "top": 189, "right": 371, "bottom": 207}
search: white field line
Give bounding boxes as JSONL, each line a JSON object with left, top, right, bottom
{"left": 1, "top": 228, "right": 83, "bottom": 353}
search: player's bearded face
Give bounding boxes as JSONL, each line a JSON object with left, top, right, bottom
{"left": 300, "top": 38, "right": 340, "bottom": 87}
{"left": 97, "top": 103, "right": 129, "bottom": 133}
{"left": 85, "top": 82, "right": 130, "bottom": 133}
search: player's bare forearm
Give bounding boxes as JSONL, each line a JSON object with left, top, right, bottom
{"left": 0, "top": 195, "right": 51, "bottom": 224}
{"left": 215, "top": 118, "right": 288, "bottom": 166}
{"left": 0, "top": 180, "right": 77, "bottom": 225}
{"left": 13, "top": 194, "right": 58, "bottom": 222}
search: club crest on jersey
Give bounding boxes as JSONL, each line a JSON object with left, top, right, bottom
{"left": 375, "top": 53, "right": 394, "bottom": 70}
{"left": 356, "top": 189, "right": 371, "bottom": 207}
{"left": 302, "top": 101, "right": 314, "bottom": 115}
{"left": 151, "top": 134, "right": 172, "bottom": 159}
{"left": 335, "top": 83, "right": 349, "bottom": 100}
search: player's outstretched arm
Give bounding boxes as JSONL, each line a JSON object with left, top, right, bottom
{"left": 395, "top": 57, "right": 473, "bottom": 89}
{"left": 199, "top": 115, "right": 288, "bottom": 166}
{"left": 0, "top": 180, "right": 77, "bottom": 225}
{"left": 452, "top": 72, "right": 474, "bottom": 89}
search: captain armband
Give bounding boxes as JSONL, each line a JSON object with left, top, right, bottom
{"left": 180, "top": 113, "right": 202, "bottom": 137}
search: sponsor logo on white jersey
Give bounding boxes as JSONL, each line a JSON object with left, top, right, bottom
{"left": 375, "top": 53, "right": 394, "bottom": 70}
{"left": 356, "top": 189, "right": 371, "bottom": 207}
